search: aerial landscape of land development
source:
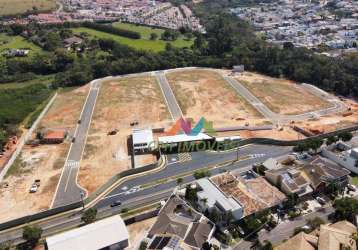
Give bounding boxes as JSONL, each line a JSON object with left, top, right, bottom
{"left": 1, "top": 0, "right": 358, "bottom": 250}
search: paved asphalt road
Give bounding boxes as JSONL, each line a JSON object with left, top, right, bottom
{"left": 224, "top": 76, "right": 347, "bottom": 124}
{"left": 95, "top": 144, "right": 292, "bottom": 208}
{"left": 155, "top": 71, "right": 183, "bottom": 120}
{"left": 0, "top": 145, "right": 292, "bottom": 245}
{"left": 51, "top": 80, "right": 101, "bottom": 208}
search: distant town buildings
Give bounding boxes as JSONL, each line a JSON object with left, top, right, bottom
{"left": 232, "top": 0, "right": 358, "bottom": 55}
{"left": 3, "top": 0, "right": 205, "bottom": 33}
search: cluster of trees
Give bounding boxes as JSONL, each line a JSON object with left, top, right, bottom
{"left": 333, "top": 197, "right": 358, "bottom": 223}
{"left": 293, "top": 138, "right": 324, "bottom": 153}
{"left": 0, "top": 84, "right": 52, "bottom": 151}
{"left": 160, "top": 29, "right": 180, "bottom": 41}
{"left": 83, "top": 22, "right": 141, "bottom": 39}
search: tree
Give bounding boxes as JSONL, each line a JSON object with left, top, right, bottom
{"left": 150, "top": 33, "right": 158, "bottom": 40}
{"left": 81, "top": 208, "right": 97, "bottom": 224}
{"left": 333, "top": 197, "right": 358, "bottom": 223}
{"left": 176, "top": 177, "right": 183, "bottom": 187}
{"left": 260, "top": 240, "right": 273, "bottom": 250}
{"left": 139, "top": 241, "right": 147, "bottom": 250}
{"left": 306, "top": 217, "right": 325, "bottom": 230}
{"left": 286, "top": 193, "right": 299, "bottom": 208}
{"left": 202, "top": 241, "right": 212, "bottom": 250}
{"left": 185, "top": 184, "right": 198, "bottom": 203}
{"left": 338, "top": 131, "right": 353, "bottom": 142}
{"left": 0, "top": 241, "right": 12, "bottom": 250}
{"left": 326, "top": 135, "right": 338, "bottom": 146}
{"left": 22, "top": 225, "right": 42, "bottom": 248}
{"left": 207, "top": 207, "right": 221, "bottom": 223}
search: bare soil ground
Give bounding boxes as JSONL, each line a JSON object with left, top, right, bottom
{"left": 235, "top": 72, "right": 331, "bottom": 115}
{"left": 294, "top": 98, "right": 358, "bottom": 134}
{"left": 0, "top": 86, "right": 88, "bottom": 223}
{"left": 79, "top": 75, "right": 171, "bottom": 194}
{"left": 127, "top": 217, "right": 156, "bottom": 249}
{"left": 166, "top": 69, "right": 268, "bottom": 127}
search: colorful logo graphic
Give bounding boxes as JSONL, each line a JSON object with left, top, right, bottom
{"left": 166, "top": 117, "right": 216, "bottom": 136}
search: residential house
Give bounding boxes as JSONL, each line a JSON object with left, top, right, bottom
{"left": 265, "top": 167, "right": 313, "bottom": 197}
{"left": 322, "top": 142, "right": 358, "bottom": 174}
{"left": 148, "top": 195, "right": 214, "bottom": 249}
{"left": 196, "top": 171, "right": 286, "bottom": 219}
{"left": 275, "top": 220, "right": 357, "bottom": 250}
{"left": 301, "top": 157, "right": 350, "bottom": 193}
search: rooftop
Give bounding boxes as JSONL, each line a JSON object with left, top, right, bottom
{"left": 46, "top": 215, "right": 129, "bottom": 250}
{"left": 158, "top": 132, "right": 212, "bottom": 144}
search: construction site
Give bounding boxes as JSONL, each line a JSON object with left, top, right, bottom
{"left": 1, "top": 67, "right": 358, "bottom": 222}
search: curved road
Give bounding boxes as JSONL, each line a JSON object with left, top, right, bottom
{"left": 223, "top": 76, "right": 347, "bottom": 124}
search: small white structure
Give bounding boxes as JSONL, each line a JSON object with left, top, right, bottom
{"left": 232, "top": 65, "right": 245, "bottom": 73}
{"left": 46, "top": 215, "right": 129, "bottom": 250}
{"left": 132, "top": 128, "right": 154, "bottom": 153}
{"left": 196, "top": 178, "right": 244, "bottom": 220}
{"left": 322, "top": 146, "right": 358, "bottom": 174}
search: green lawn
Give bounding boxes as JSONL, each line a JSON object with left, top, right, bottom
{"left": 72, "top": 26, "right": 193, "bottom": 52}
{"left": 351, "top": 176, "right": 358, "bottom": 187}
{"left": 0, "top": 33, "right": 42, "bottom": 56}
{"left": 113, "top": 22, "right": 165, "bottom": 40}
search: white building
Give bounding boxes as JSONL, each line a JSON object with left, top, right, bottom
{"left": 322, "top": 146, "right": 358, "bottom": 174}
{"left": 45, "top": 215, "right": 129, "bottom": 250}
{"left": 132, "top": 128, "right": 154, "bottom": 153}
{"left": 196, "top": 178, "right": 244, "bottom": 220}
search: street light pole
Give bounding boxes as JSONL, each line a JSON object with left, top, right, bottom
{"left": 80, "top": 191, "right": 85, "bottom": 210}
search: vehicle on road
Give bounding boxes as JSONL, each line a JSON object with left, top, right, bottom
{"left": 78, "top": 119, "right": 81, "bottom": 124}
{"left": 110, "top": 200, "right": 122, "bottom": 207}
{"left": 72, "top": 137, "right": 76, "bottom": 143}
{"left": 29, "top": 184, "right": 38, "bottom": 193}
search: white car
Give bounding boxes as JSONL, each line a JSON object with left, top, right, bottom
{"left": 29, "top": 184, "right": 38, "bottom": 193}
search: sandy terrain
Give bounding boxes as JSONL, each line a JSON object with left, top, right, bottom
{"left": 79, "top": 75, "right": 171, "bottom": 194}
{"left": 293, "top": 97, "right": 358, "bottom": 134}
{"left": 166, "top": 69, "right": 268, "bottom": 128}
{"left": 235, "top": 72, "right": 331, "bottom": 115}
{"left": 0, "top": 86, "right": 88, "bottom": 223}
{"left": 127, "top": 217, "right": 156, "bottom": 249}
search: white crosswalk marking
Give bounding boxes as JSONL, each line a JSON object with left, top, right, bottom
{"left": 178, "top": 153, "right": 192, "bottom": 162}
{"left": 65, "top": 160, "right": 80, "bottom": 168}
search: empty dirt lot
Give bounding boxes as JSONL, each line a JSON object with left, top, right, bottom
{"left": 235, "top": 72, "right": 331, "bottom": 115}
{"left": 0, "top": 86, "right": 88, "bottom": 222}
{"left": 166, "top": 69, "right": 267, "bottom": 127}
{"left": 79, "top": 75, "right": 171, "bottom": 194}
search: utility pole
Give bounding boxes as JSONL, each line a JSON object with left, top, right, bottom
{"left": 80, "top": 191, "right": 85, "bottom": 210}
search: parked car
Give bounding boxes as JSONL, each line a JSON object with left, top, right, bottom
{"left": 110, "top": 200, "right": 122, "bottom": 207}
{"left": 72, "top": 137, "right": 76, "bottom": 143}
{"left": 347, "top": 184, "right": 357, "bottom": 192}
{"left": 316, "top": 196, "right": 326, "bottom": 205}
{"left": 29, "top": 184, "right": 38, "bottom": 193}
{"left": 34, "top": 179, "right": 41, "bottom": 187}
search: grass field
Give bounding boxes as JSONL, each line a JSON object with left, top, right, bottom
{"left": 72, "top": 26, "right": 193, "bottom": 52}
{"left": 0, "top": 0, "right": 56, "bottom": 16}
{"left": 113, "top": 22, "right": 165, "bottom": 40}
{"left": 0, "top": 75, "right": 54, "bottom": 90}
{"left": 0, "top": 33, "right": 42, "bottom": 56}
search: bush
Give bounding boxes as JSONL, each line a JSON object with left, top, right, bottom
{"left": 22, "top": 225, "right": 42, "bottom": 248}
{"left": 81, "top": 208, "right": 97, "bottom": 224}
